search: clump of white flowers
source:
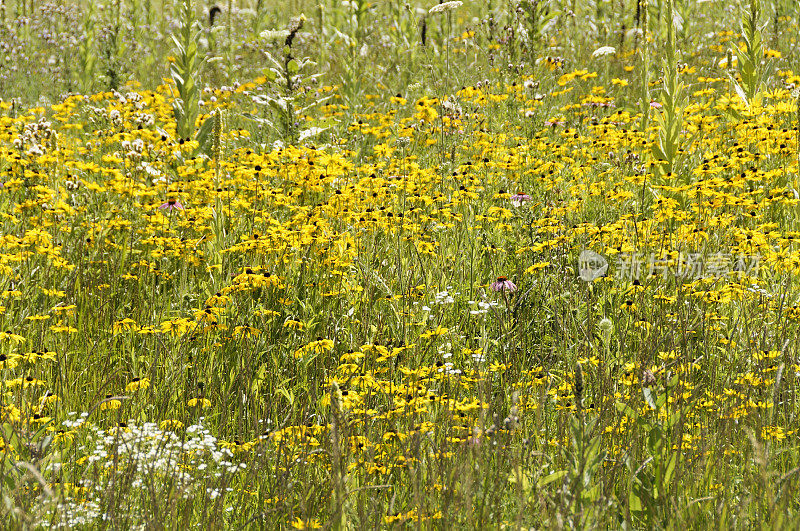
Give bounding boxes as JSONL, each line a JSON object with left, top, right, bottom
{"left": 591, "top": 46, "right": 616, "bottom": 58}
{"left": 36, "top": 420, "right": 247, "bottom": 528}
{"left": 468, "top": 299, "right": 499, "bottom": 316}
{"left": 429, "top": 1, "right": 463, "bottom": 14}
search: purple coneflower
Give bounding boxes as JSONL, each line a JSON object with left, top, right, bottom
{"left": 491, "top": 276, "right": 517, "bottom": 293}
{"left": 510, "top": 192, "right": 532, "bottom": 207}
{"left": 159, "top": 199, "right": 184, "bottom": 211}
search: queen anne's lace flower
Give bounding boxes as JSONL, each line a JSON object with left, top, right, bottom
{"left": 429, "top": 1, "right": 463, "bottom": 14}
{"left": 591, "top": 46, "right": 616, "bottom": 58}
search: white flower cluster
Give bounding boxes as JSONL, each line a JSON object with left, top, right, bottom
{"left": 46, "top": 500, "right": 103, "bottom": 528}
{"left": 413, "top": 287, "right": 460, "bottom": 314}
{"left": 437, "top": 361, "right": 462, "bottom": 375}
{"left": 471, "top": 350, "right": 487, "bottom": 363}
{"left": 433, "top": 289, "right": 457, "bottom": 305}
{"left": 591, "top": 46, "right": 616, "bottom": 58}
{"left": 61, "top": 411, "right": 89, "bottom": 429}
{"left": 429, "top": 1, "right": 463, "bottom": 14}
{"left": 467, "top": 299, "right": 498, "bottom": 315}
{"left": 38, "top": 420, "right": 246, "bottom": 528}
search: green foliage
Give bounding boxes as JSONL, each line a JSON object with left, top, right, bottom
{"left": 730, "top": 0, "right": 770, "bottom": 107}
{"left": 638, "top": 0, "right": 651, "bottom": 133}
{"left": 98, "top": 0, "right": 127, "bottom": 91}
{"left": 171, "top": 0, "right": 204, "bottom": 141}
{"left": 77, "top": 3, "right": 97, "bottom": 94}
{"left": 651, "top": 0, "right": 686, "bottom": 181}
{"left": 335, "top": 0, "right": 373, "bottom": 108}
{"left": 559, "top": 415, "right": 607, "bottom": 517}
{"left": 248, "top": 16, "right": 331, "bottom": 145}
{"left": 3, "top": 1, "right": 800, "bottom": 528}
{"left": 618, "top": 375, "right": 684, "bottom": 527}
{"left": 168, "top": 0, "right": 217, "bottom": 157}
{"left": 518, "top": 0, "right": 560, "bottom": 52}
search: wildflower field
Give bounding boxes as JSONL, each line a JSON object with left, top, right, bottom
{"left": 2, "top": 0, "right": 800, "bottom": 527}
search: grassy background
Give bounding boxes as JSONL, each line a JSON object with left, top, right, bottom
{"left": 1, "top": 0, "right": 800, "bottom": 528}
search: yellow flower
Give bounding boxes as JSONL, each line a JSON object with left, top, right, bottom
{"left": 188, "top": 398, "right": 212, "bottom": 408}
{"left": 0, "top": 331, "right": 26, "bottom": 344}
{"left": 160, "top": 419, "right": 184, "bottom": 430}
{"left": 420, "top": 325, "right": 448, "bottom": 340}
{"left": 125, "top": 378, "right": 151, "bottom": 392}
{"left": 160, "top": 318, "right": 193, "bottom": 336}
{"left": 290, "top": 517, "right": 322, "bottom": 529}
{"left": 101, "top": 395, "right": 122, "bottom": 410}
{"left": 415, "top": 103, "right": 438, "bottom": 123}
{"left": 113, "top": 318, "right": 139, "bottom": 332}
{"left": 294, "top": 338, "right": 334, "bottom": 360}
{"left": 283, "top": 319, "right": 304, "bottom": 330}
{"left": 524, "top": 262, "right": 550, "bottom": 274}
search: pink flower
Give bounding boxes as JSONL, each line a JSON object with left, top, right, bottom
{"left": 544, "top": 120, "right": 565, "bottom": 127}
{"left": 650, "top": 100, "right": 663, "bottom": 109}
{"left": 490, "top": 276, "right": 517, "bottom": 292}
{"left": 510, "top": 192, "right": 532, "bottom": 207}
{"left": 159, "top": 199, "right": 184, "bottom": 211}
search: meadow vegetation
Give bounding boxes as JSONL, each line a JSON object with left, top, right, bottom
{"left": 2, "top": 0, "right": 800, "bottom": 527}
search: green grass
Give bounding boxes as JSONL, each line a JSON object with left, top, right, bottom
{"left": 0, "top": 0, "right": 800, "bottom": 528}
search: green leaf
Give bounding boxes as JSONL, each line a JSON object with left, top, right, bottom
{"left": 656, "top": 390, "right": 668, "bottom": 409}
{"left": 732, "top": 81, "right": 748, "bottom": 105}
{"left": 170, "top": 34, "right": 185, "bottom": 54}
{"left": 582, "top": 483, "right": 602, "bottom": 503}
{"left": 172, "top": 100, "right": 185, "bottom": 122}
{"left": 651, "top": 142, "right": 667, "bottom": 163}
{"left": 663, "top": 453, "right": 677, "bottom": 485}
{"left": 268, "top": 97, "right": 289, "bottom": 113}
{"left": 629, "top": 489, "right": 643, "bottom": 512}
{"left": 667, "top": 374, "right": 680, "bottom": 389}
{"left": 193, "top": 114, "right": 217, "bottom": 154}
{"left": 616, "top": 401, "right": 639, "bottom": 420}
{"left": 277, "top": 387, "right": 295, "bottom": 407}
{"left": 647, "top": 426, "right": 663, "bottom": 455}
{"left": 171, "top": 70, "right": 185, "bottom": 88}
{"left": 183, "top": 76, "right": 196, "bottom": 99}
{"left": 508, "top": 472, "right": 532, "bottom": 495}
{"left": 537, "top": 469, "right": 568, "bottom": 488}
